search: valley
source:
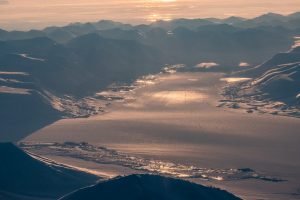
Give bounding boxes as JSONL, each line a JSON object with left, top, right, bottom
{"left": 24, "top": 72, "right": 300, "bottom": 200}
{"left": 1, "top": 11, "right": 300, "bottom": 200}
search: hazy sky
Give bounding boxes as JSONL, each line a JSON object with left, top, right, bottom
{"left": 0, "top": 0, "right": 300, "bottom": 30}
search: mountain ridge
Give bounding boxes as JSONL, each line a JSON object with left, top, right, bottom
{"left": 59, "top": 174, "right": 241, "bottom": 200}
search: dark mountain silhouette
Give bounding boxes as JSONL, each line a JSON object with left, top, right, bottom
{"left": 0, "top": 91, "right": 61, "bottom": 142}
{"left": 59, "top": 174, "right": 241, "bottom": 200}
{"left": 0, "top": 143, "right": 98, "bottom": 200}
{"left": 0, "top": 20, "right": 132, "bottom": 43}
{"left": 0, "top": 35, "right": 162, "bottom": 96}
{"left": 235, "top": 12, "right": 300, "bottom": 29}
{"left": 0, "top": 29, "right": 45, "bottom": 41}
{"left": 0, "top": 34, "right": 163, "bottom": 141}
{"left": 222, "top": 16, "right": 246, "bottom": 25}
{"left": 0, "top": 70, "right": 62, "bottom": 141}
{"left": 96, "top": 28, "right": 143, "bottom": 41}
{"left": 148, "top": 12, "right": 300, "bottom": 30}
{"left": 139, "top": 25, "right": 293, "bottom": 67}
{"left": 203, "top": 16, "right": 246, "bottom": 25}
{"left": 0, "top": 12, "right": 297, "bottom": 69}
{"left": 1, "top": 12, "right": 299, "bottom": 43}
{"left": 150, "top": 18, "right": 214, "bottom": 30}
{"left": 245, "top": 13, "right": 286, "bottom": 25}
{"left": 39, "top": 23, "right": 295, "bottom": 68}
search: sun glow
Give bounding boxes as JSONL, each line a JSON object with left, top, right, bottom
{"left": 148, "top": 0, "right": 177, "bottom": 2}
{"left": 147, "top": 13, "right": 172, "bottom": 22}
{"left": 150, "top": 91, "right": 208, "bottom": 105}
{"left": 160, "top": 0, "right": 177, "bottom": 2}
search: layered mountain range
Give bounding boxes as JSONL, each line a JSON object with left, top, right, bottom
{"left": 1, "top": 12, "right": 299, "bottom": 141}
{"left": 1, "top": 12, "right": 299, "bottom": 67}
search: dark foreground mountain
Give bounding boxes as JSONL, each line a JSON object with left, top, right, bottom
{"left": 59, "top": 174, "right": 241, "bottom": 200}
{"left": 0, "top": 143, "right": 99, "bottom": 200}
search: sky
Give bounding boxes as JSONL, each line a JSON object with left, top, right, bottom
{"left": 0, "top": 0, "right": 300, "bottom": 30}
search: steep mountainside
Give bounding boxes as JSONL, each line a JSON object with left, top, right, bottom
{"left": 0, "top": 35, "right": 162, "bottom": 96}
{"left": 0, "top": 71, "right": 61, "bottom": 141}
{"left": 0, "top": 35, "right": 163, "bottom": 141}
{"left": 222, "top": 47, "right": 300, "bottom": 116}
{"left": 249, "top": 62, "right": 300, "bottom": 103}
{"left": 242, "top": 47, "right": 300, "bottom": 104}
{"left": 242, "top": 47, "right": 300, "bottom": 77}
{"left": 0, "top": 143, "right": 98, "bottom": 200}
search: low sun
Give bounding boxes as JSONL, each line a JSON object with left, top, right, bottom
{"left": 150, "top": 0, "right": 177, "bottom": 2}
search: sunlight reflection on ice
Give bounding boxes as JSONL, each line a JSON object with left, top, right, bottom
{"left": 21, "top": 142, "right": 285, "bottom": 183}
{"left": 220, "top": 77, "right": 252, "bottom": 83}
{"left": 0, "top": 86, "right": 31, "bottom": 95}
{"left": 293, "top": 36, "right": 300, "bottom": 48}
{"left": 150, "top": 91, "right": 208, "bottom": 105}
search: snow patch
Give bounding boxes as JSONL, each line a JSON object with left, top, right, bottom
{"left": 0, "top": 86, "right": 31, "bottom": 95}
{"left": 195, "top": 62, "right": 219, "bottom": 69}
{"left": 239, "top": 62, "right": 251, "bottom": 67}
{"left": 18, "top": 54, "right": 45, "bottom": 62}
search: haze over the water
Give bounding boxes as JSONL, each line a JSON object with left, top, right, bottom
{"left": 0, "top": 0, "right": 300, "bottom": 30}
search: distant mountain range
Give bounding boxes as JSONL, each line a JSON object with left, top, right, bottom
{"left": 1, "top": 12, "right": 299, "bottom": 41}
{"left": 234, "top": 12, "right": 300, "bottom": 29}
{"left": 1, "top": 12, "right": 298, "bottom": 73}
{"left": 59, "top": 174, "right": 241, "bottom": 200}
{"left": 0, "top": 12, "right": 298, "bottom": 68}
{"left": 0, "top": 143, "right": 98, "bottom": 200}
